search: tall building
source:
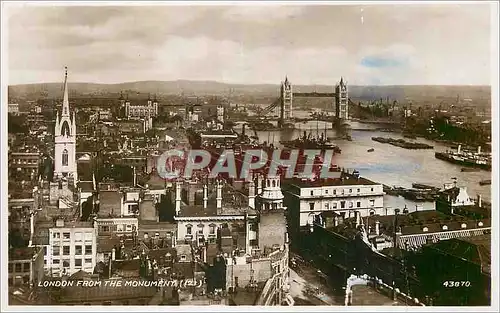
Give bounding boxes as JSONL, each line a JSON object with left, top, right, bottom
{"left": 335, "top": 77, "right": 349, "bottom": 120}
{"left": 54, "top": 67, "right": 78, "bottom": 183}
{"left": 280, "top": 76, "right": 293, "bottom": 121}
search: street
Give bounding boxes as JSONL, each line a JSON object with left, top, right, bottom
{"left": 289, "top": 252, "right": 344, "bottom": 306}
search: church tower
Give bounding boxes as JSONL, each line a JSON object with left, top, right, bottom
{"left": 256, "top": 175, "right": 287, "bottom": 253}
{"left": 54, "top": 67, "right": 78, "bottom": 184}
{"left": 335, "top": 77, "right": 349, "bottom": 120}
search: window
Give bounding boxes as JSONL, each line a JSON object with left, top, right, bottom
{"left": 209, "top": 224, "right": 216, "bottom": 234}
{"left": 309, "top": 203, "right": 315, "bottom": 211}
{"left": 74, "top": 232, "right": 82, "bottom": 241}
{"left": 126, "top": 224, "right": 132, "bottom": 232}
{"left": 369, "top": 200, "right": 375, "bottom": 207}
{"left": 75, "top": 259, "right": 82, "bottom": 267}
{"left": 8, "top": 264, "right": 13, "bottom": 273}
{"left": 325, "top": 189, "right": 329, "bottom": 194}
{"left": 371, "top": 188, "right": 374, "bottom": 192}
{"left": 198, "top": 224, "right": 204, "bottom": 235}
{"left": 53, "top": 232, "right": 60, "bottom": 239}
{"left": 62, "top": 260, "right": 70, "bottom": 268}
{"left": 333, "top": 189, "right": 336, "bottom": 195}
{"left": 325, "top": 203, "right": 330, "bottom": 210}
{"left": 250, "top": 239, "right": 258, "bottom": 247}
{"left": 461, "top": 223, "right": 467, "bottom": 229}
{"left": 75, "top": 246, "right": 82, "bottom": 255}
{"left": 340, "top": 201, "right": 345, "bottom": 209}
{"left": 310, "top": 190, "right": 314, "bottom": 196}
{"left": 101, "top": 226, "right": 110, "bottom": 233}
{"left": 53, "top": 259, "right": 60, "bottom": 264}
{"left": 356, "top": 201, "right": 361, "bottom": 208}
{"left": 85, "top": 258, "right": 92, "bottom": 264}
{"left": 117, "top": 224, "right": 124, "bottom": 232}
{"left": 349, "top": 189, "right": 352, "bottom": 193}
{"left": 180, "top": 255, "right": 186, "bottom": 261}
{"left": 84, "top": 232, "right": 93, "bottom": 242}
{"left": 85, "top": 245, "right": 92, "bottom": 255}
{"left": 442, "top": 225, "right": 448, "bottom": 230}
{"left": 15, "top": 263, "right": 22, "bottom": 272}
{"left": 186, "top": 225, "right": 192, "bottom": 235}
{"left": 357, "top": 188, "right": 360, "bottom": 193}
{"left": 332, "top": 202, "right": 337, "bottom": 209}
{"left": 63, "top": 232, "right": 70, "bottom": 240}
{"left": 62, "top": 149, "right": 68, "bottom": 166}
{"left": 422, "top": 227, "right": 428, "bottom": 232}
{"left": 63, "top": 246, "right": 70, "bottom": 255}
{"left": 53, "top": 246, "right": 60, "bottom": 256}
{"left": 349, "top": 202, "right": 353, "bottom": 208}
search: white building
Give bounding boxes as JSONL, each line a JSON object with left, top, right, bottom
{"left": 284, "top": 174, "right": 385, "bottom": 230}
{"left": 53, "top": 67, "right": 78, "bottom": 184}
{"left": 46, "top": 218, "right": 97, "bottom": 277}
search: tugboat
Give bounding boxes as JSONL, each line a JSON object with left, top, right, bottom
{"left": 479, "top": 179, "right": 491, "bottom": 186}
{"left": 367, "top": 148, "right": 374, "bottom": 152}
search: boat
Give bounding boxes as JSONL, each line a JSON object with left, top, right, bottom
{"left": 280, "top": 131, "right": 342, "bottom": 153}
{"left": 479, "top": 179, "right": 491, "bottom": 186}
{"left": 461, "top": 168, "right": 480, "bottom": 172}
{"left": 372, "top": 137, "right": 433, "bottom": 150}
{"left": 435, "top": 145, "right": 491, "bottom": 171}
{"left": 367, "top": 148, "right": 374, "bottom": 152}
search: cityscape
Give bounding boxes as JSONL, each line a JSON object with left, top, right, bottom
{"left": 3, "top": 2, "right": 496, "bottom": 310}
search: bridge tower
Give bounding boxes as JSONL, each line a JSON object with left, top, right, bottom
{"left": 280, "top": 76, "right": 293, "bottom": 126}
{"left": 335, "top": 77, "right": 349, "bottom": 120}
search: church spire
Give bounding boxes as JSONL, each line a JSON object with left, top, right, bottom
{"left": 62, "top": 66, "right": 70, "bottom": 117}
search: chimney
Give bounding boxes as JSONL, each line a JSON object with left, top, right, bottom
{"left": 457, "top": 144, "right": 461, "bottom": 154}
{"left": 188, "top": 181, "right": 197, "bottom": 205}
{"left": 112, "top": 248, "right": 116, "bottom": 261}
{"left": 248, "top": 180, "right": 255, "bottom": 208}
{"left": 355, "top": 211, "right": 361, "bottom": 228}
{"left": 478, "top": 146, "right": 481, "bottom": 154}
{"left": 216, "top": 180, "right": 223, "bottom": 209}
{"left": 133, "top": 166, "right": 137, "bottom": 187}
{"left": 203, "top": 184, "right": 208, "bottom": 209}
{"left": 175, "top": 181, "right": 181, "bottom": 214}
{"left": 29, "top": 212, "right": 35, "bottom": 247}
{"left": 375, "top": 220, "right": 380, "bottom": 236}
{"left": 256, "top": 174, "right": 263, "bottom": 195}
{"left": 477, "top": 194, "right": 482, "bottom": 208}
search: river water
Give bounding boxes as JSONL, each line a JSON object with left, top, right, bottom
{"left": 241, "top": 118, "right": 491, "bottom": 206}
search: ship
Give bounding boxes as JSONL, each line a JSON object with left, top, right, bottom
{"left": 280, "top": 131, "right": 342, "bottom": 153}
{"left": 435, "top": 145, "right": 491, "bottom": 171}
{"left": 479, "top": 179, "right": 491, "bottom": 186}
{"left": 367, "top": 148, "right": 374, "bottom": 152}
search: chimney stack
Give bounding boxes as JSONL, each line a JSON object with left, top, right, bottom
{"left": 133, "top": 166, "right": 137, "bottom": 187}
{"left": 477, "top": 194, "right": 482, "bottom": 208}
{"left": 203, "top": 184, "right": 208, "bottom": 209}
{"left": 478, "top": 146, "right": 481, "bottom": 154}
{"left": 355, "top": 211, "right": 361, "bottom": 227}
{"left": 175, "top": 181, "right": 182, "bottom": 214}
{"left": 216, "top": 180, "right": 223, "bottom": 209}
{"left": 256, "top": 174, "right": 263, "bottom": 195}
{"left": 248, "top": 179, "right": 255, "bottom": 209}
{"left": 457, "top": 144, "right": 462, "bottom": 154}
{"left": 375, "top": 220, "right": 380, "bottom": 236}
{"left": 29, "top": 212, "right": 35, "bottom": 247}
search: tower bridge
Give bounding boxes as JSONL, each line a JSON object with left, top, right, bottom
{"left": 257, "top": 76, "right": 351, "bottom": 127}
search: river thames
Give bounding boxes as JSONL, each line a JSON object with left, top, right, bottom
{"left": 250, "top": 119, "right": 492, "bottom": 207}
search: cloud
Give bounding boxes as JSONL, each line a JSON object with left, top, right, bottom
{"left": 222, "top": 6, "right": 303, "bottom": 23}
{"left": 5, "top": 4, "right": 493, "bottom": 85}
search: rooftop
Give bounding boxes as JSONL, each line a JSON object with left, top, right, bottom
{"left": 286, "top": 175, "right": 379, "bottom": 188}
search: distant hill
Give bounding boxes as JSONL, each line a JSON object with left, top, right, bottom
{"left": 7, "top": 80, "right": 491, "bottom": 105}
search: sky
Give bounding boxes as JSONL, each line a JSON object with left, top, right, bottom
{"left": 5, "top": 2, "right": 495, "bottom": 86}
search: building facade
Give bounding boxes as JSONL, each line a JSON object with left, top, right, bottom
{"left": 46, "top": 219, "right": 97, "bottom": 277}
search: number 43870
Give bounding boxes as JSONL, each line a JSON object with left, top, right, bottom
{"left": 443, "top": 281, "right": 471, "bottom": 287}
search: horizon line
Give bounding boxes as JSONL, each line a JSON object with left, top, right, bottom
{"left": 8, "top": 79, "right": 492, "bottom": 88}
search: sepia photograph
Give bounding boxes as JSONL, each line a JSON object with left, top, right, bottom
{"left": 1, "top": 1, "right": 498, "bottom": 310}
